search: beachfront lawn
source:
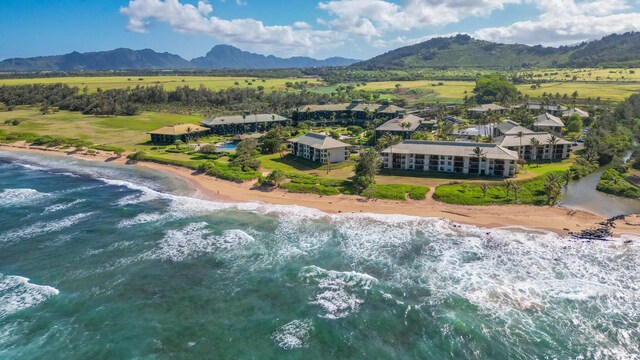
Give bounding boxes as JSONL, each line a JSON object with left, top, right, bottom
{"left": 257, "top": 153, "right": 356, "bottom": 179}
{"left": 433, "top": 172, "right": 561, "bottom": 205}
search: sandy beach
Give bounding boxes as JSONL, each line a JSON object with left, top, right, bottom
{"left": 2, "top": 142, "right": 639, "bottom": 238}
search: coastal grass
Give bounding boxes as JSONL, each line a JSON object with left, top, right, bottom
{"left": 367, "top": 184, "right": 429, "bottom": 200}
{"left": 257, "top": 153, "right": 355, "bottom": 179}
{"left": 596, "top": 168, "right": 640, "bottom": 198}
{"left": 0, "top": 76, "right": 313, "bottom": 93}
{"left": 433, "top": 172, "right": 563, "bottom": 205}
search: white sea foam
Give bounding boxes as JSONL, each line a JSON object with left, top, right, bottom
{"left": 0, "top": 212, "right": 94, "bottom": 243}
{"left": 0, "top": 274, "right": 59, "bottom": 319}
{"left": 300, "top": 266, "right": 377, "bottom": 319}
{"left": 272, "top": 319, "right": 313, "bottom": 350}
{"left": 0, "top": 188, "right": 52, "bottom": 207}
{"left": 151, "top": 222, "right": 259, "bottom": 262}
{"left": 42, "top": 199, "right": 85, "bottom": 214}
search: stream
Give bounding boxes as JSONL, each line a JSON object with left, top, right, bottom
{"left": 559, "top": 150, "right": 640, "bottom": 217}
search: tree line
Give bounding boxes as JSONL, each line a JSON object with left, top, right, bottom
{"left": 0, "top": 83, "right": 335, "bottom": 116}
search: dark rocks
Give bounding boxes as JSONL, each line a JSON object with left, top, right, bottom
{"left": 569, "top": 214, "right": 628, "bottom": 241}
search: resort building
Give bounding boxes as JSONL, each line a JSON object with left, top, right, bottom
{"left": 453, "top": 120, "right": 535, "bottom": 140}
{"left": 288, "top": 133, "right": 352, "bottom": 163}
{"left": 292, "top": 100, "right": 405, "bottom": 124}
{"left": 200, "top": 114, "right": 289, "bottom": 135}
{"left": 375, "top": 114, "right": 429, "bottom": 140}
{"left": 466, "top": 104, "right": 507, "bottom": 119}
{"left": 513, "top": 103, "right": 568, "bottom": 116}
{"left": 148, "top": 124, "right": 210, "bottom": 144}
{"left": 562, "top": 107, "right": 590, "bottom": 118}
{"left": 381, "top": 140, "right": 519, "bottom": 177}
{"left": 533, "top": 113, "right": 565, "bottom": 134}
{"left": 495, "top": 133, "right": 572, "bottom": 161}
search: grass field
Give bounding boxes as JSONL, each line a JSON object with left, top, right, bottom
{"left": 0, "top": 108, "right": 202, "bottom": 150}
{"left": 0, "top": 76, "right": 317, "bottom": 92}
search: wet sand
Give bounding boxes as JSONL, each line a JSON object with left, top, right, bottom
{"left": 2, "top": 142, "right": 639, "bottom": 238}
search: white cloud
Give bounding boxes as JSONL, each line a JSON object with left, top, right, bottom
{"left": 473, "top": 0, "right": 640, "bottom": 45}
{"left": 317, "top": 0, "right": 522, "bottom": 36}
{"left": 120, "top": 0, "right": 342, "bottom": 55}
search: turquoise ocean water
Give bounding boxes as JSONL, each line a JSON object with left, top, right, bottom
{"left": 0, "top": 151, "right": 638, "bottom": 359}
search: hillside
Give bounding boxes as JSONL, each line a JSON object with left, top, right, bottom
{"left": 0, "top": 45, "right": 359, "bottom": 72}
{"left": 352, "top": 32, "right": 640, "bottom": 70}
{"left": 190, "top": 45, "right": 358, "bottom": 69}
{"left": 0, "top": 48, "right": 192, "bottom": 71}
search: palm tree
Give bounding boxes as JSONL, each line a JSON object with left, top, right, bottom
{"left": 471, "top": 146, "right": 487, "bottom": 176}
{"left": 503, "top": 179, "right": 513, "bottom": 198}
{"left": 529, "top": 138, "right": 541, "bottom": 166}
{"left": 562, "top": 169, "right": 573, "bottom": 188}
{"left": 547, "top": 134, "right": 559, "bottom": 161}
{"left": 511, "top": 183, "right": 521, "bottom": 203}
{"left": 479, "top": 183, "right": 490, "bottom": 199}
{"left": 544, "top": 173, "right": 562, "bottom": 205}
{"left": 516, "top": 131, "right": 525, "bottom": 160}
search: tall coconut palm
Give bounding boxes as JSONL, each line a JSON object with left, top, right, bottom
{"left": 471, "top": 146, "right": 487, "bottom": 176}
{"left": 529, "top": 137, "right": 541, "bottom": 166}
{"left": 547, "top": 134, "right": 559, "bottom": 161}
{"left": 516, "top": 131, "right": 525, "bottom": 160}
{"left": 511, "top": 183, "right": 521, "bottom": 203}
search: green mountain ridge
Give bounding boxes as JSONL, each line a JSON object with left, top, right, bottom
{"left": 352, "top": 33, "right": 640, "bottom": 70}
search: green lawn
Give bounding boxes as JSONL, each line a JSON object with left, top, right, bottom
{"left": 257, "top": 153, "right": 356, "bottom": 179}
{"left": 0, "top": 109, "right": 203, "bottom": 150}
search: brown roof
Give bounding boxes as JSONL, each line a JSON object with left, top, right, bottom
{"left": 148, "top": 124, "right": 209, "bottom": 136}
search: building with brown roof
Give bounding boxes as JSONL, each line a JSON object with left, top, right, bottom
{"left": 148, "top": 124, "right": 210, "bottom": 144}
{"left": 293, "top": 100, "right": 405, "bottom": 124}
{"left": 375, "top": 114, "right": 429, "bottom": 140}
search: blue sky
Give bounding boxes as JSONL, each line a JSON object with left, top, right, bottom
{"left": 2, "top": 0, "right": 640, "bottom": 61}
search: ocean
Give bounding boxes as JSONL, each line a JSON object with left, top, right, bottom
{"left": 0, "top": 151, "right": 638, "bottom": 359}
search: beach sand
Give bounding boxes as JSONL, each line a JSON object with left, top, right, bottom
{"left": 2, "top": 142, "right": 639, "bottom": 238}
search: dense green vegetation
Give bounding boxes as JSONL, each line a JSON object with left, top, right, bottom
{"left": 473, "top": 74, "right": 518, "bottom": 104}
{"left": 0, "top": 83, "right": 335, "bottom": 116}
{"left": 0, "top": 130, "right": 92, "bottom": 148}
{"left": 596, "top": 168, "right": 640, "bottom": 198}
{"left": 351, "top": 32, "right": 640, "bottom": 70}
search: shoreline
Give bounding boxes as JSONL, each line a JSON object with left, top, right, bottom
{"left": 2, "top": 143, "right": 639, "bottom": 238}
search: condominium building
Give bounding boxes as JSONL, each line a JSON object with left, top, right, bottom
{"left": 288, "top": 133, "right": 352, "bottom": 163}
{"left": 381, "top": 140, "right": 519, "bottom": 177}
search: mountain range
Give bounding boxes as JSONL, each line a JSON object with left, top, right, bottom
{"left": 351, "top": 32, "right": 640, "bottom": 70}
{"left": 2, "top": 32, "right": 640, "bottom": 72}
{"left": 0, "top": 45, "right": 359, "bottom": 72}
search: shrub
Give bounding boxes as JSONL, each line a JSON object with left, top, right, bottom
{"left": 92, "top": 145, "right": 125, "bottom": 154}
{"left": 596, "top": 169, "right": 640, "bottom": 198}
{"left": 262, "top": 169, "right": 287, "bottom": 187}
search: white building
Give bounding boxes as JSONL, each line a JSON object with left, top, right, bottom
{"left": 381, "top": 140, "right": 519, "bottom": 177}
{"left": 288, "top": 133, "right": 352, "bottom": 163}
{"left": 496, "top": 133, "right": 572, "bottom": 161}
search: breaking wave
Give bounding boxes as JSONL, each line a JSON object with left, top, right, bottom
{"left": 272, "top": 319, "right": 313, "bottom": 350}
{"left": 0, "top": 212, "right": 94, "bottom": 244}
{"left": 0, "top": 188, "right": 52, "bottom": 207}
{"left": 0, "top": 274, "right": 59, "bottom": 319}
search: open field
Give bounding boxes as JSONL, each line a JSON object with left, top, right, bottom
{"left": 514, "top": 68, "right": 640, "bottom": 82}
{"left": 0, "top": 108, "right": 203, "bottom": 150}
{"left": 516, "top": 81, "right": 640, "bottom": 102}
{"left": 356, "top": 78, "right": 639, "bottom": 103}
{"left": 0, "top": 76, "right": 317, "bottom": 92}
